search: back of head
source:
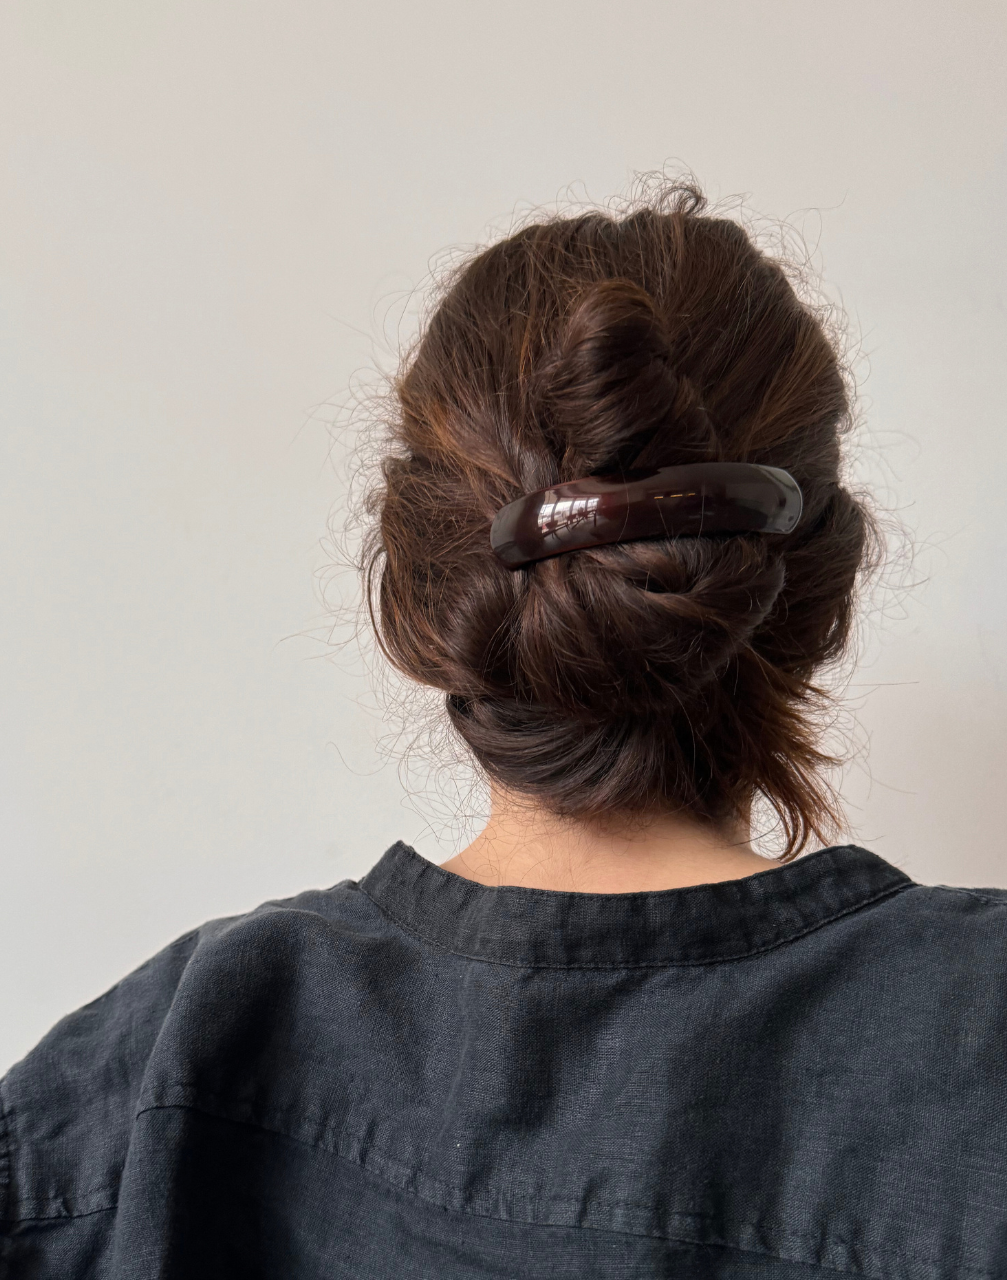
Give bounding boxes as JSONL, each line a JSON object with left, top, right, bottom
{"left": 366, "top": 185, "right": 873, "bottom": 860}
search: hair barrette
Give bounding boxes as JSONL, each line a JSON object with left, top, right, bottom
{"left": 489, "top": 462, "right": 802, "bottom": 569}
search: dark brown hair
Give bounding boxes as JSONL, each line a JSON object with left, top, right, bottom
{"left": 365, "top": 185, "right": 875, "bottom": 860}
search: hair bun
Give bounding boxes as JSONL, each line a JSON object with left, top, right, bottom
{"left": 369, "top": 187, "right": 874, "bottom": 857}
{"left": 533, "top": 278, "right": 717, "bottom": 475}
{"left": 524, "top": 538, "right": 788, "bottom": 716}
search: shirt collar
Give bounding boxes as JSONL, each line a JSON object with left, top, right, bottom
{"left": 356, "top": 840, "right": 915, "bottom": 969}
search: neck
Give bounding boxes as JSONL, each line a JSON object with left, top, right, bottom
{"left": 439, "top": 786, "right": 779, "bottom": 893}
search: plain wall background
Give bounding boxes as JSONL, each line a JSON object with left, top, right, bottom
{"left": 1, "top": 0, "right": 1005, "bottom": 1073}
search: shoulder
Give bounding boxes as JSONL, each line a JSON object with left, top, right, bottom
{"left": 926, "top": 882, "right": 1007, "bottom": 910}
{"left": 834, "top": 874, "right": 1007, "bottom": 1025}
{"left": 888, "top": 877, "right": 1007, "bottom": 924}
{"left": 911, "top": 878, "right": 1007, "bottom": 962}
{"left": 0, "top": 876, "right": 390, "bottom": 1227}
{"left": 863, "top": 874, "right": 1007, "bottom": 950}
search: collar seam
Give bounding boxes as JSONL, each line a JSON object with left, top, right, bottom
{"left": 356, "top": 879, "right": 916, "bottom": 970}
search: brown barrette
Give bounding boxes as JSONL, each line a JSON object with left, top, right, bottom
{"left": 489, "top": 462, "right": 802, "bottom": 569}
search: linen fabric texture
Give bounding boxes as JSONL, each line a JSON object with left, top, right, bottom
{"left": 1, "top": 841, "right": 1006, "bottom": 1279}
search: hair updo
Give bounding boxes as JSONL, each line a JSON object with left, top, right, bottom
{"left": 365, "top": 185, "right": 874, "bottom": 860}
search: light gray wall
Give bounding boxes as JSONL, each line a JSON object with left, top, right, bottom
{"left": 1, "top": 0, "right": 1005, "bottom": 1072}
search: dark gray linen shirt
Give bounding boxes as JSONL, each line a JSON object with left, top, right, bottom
{"left": 1, "top": 840, "right": 1006, "bottom": 1279}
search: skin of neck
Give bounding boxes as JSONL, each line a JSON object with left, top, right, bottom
{"left": 439, "top": 784, "right": 780, "bottom": 893}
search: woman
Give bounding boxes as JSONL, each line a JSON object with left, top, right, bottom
{"left": 2, "top": 185, "right": 1004, "bottom": 1279}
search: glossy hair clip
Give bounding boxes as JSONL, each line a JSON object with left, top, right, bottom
{"left": 489, "top": 462, "right": 803, "bottom": 569}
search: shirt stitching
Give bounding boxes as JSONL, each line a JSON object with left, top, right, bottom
{"left": 0, "top": 1202, "right": 116, "bottom": 1227}
{"left": 130, "top": 1099, "right": 998, "bottom": 1280}
{"left": 928, "top": 886, "right": 1007, "bottom": 909}
{"left": 356, "top": 880, "right": 916, "bottom": 969}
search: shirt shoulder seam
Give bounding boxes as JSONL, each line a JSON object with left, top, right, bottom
{"left": 927, "top": 885, "right": 1007, "bottom": 908}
